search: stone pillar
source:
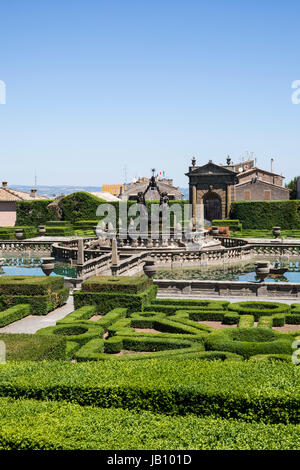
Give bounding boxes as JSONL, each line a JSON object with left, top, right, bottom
{"left": 77, "top": 239, "right": 84, "bottom": 265}
{"left": 111, "top": 238, "right": 119, "bottom": 266}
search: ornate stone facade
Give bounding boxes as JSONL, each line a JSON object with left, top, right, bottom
{"left": 186, "top": 160, "right": 237, "bottom": 221}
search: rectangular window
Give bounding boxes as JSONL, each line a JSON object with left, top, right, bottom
{"left": 244, "top": 190, "right": 251, "bottom": 201}
{"left": 264, "top": 190, "right": 271, "bottom": 201}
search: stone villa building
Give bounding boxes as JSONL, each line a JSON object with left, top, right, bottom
{"left": 186, "top": 157, "right": 290, "bottom": 222}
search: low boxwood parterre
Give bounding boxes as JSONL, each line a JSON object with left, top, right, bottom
{"left": 151, "top": 298, "right": 229, "bottom": 310}
{"left": 75, "top": 339, "right": 242, "bottom": 362}
{"left": 228, "top": 301, "right": 290, "bottom": 320}
{"left": 104, "top": 335, "right": 198, "bottom": 354}
{"left": 36, "top": 322, "right": 104, "bottom": 346}
{"left": 204, "top": 328, "right": 294, "bottom": 359}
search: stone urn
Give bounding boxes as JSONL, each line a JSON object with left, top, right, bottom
{"left": 40, "top": 257, "right": 55, "bottom": 276}
{"left": 211, "top": 226, "right": 219, "bottom": 237}
{"left": 255, "top": 261, "right": 270, "bottom": 282}
{"left": 143, "top": 260, "right": 157, "bottom": 279}
{"left": 38, "top": 225, "right": 46, "bottom": 236}
{"left": 14, "top": 229, "right": 24, "bottom": 240}
{"left": 272, "top": 226, "right": 281, "bottom": 239}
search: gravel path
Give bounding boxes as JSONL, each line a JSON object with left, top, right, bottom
{"left": 0, "top": 295, "right": 74, "bottom": 334}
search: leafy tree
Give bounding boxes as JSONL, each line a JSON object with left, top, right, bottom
{"left": 285, "top": 177, "right": 299, "bottom": 200}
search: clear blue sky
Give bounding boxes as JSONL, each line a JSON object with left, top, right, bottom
{"left": 0, "top": 0, "right": 299, "bottom": 187}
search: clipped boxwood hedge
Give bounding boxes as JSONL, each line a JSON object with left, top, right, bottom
{"left": 2, "top": 396, "right": 300, "bottom": 450}
{"left": 151, "top": 298, "right": 229, "bottom": 310}
{"left": 238, "top": 315, "right": 254, "bottom": 328}
{"left": 0, "top": 360, "right": 298, "bottom": 423}
{"left": 73, "top": 285, "right": 157, "bottom": 314}
{"left": 0, "top": 287, "right": 69, "bottom": 315}
{"left": 0, "top": 333, "right": 66, "bottom": 361}
{"left": 36, "top": 322, "right": 104, "bottom": 346}
{"left": 82, "top": 276, "right": 152, "bottom": 294}
{"left": 0, "top": 304, "right": 30, "bottom": 327}
{"left": 57, "top": 306, "right": 97, "bottom": 324}
{"left": 205, "top": 328, "right": 294, "bottom": 359}
{"left": 0, "top": 276, "right": 65, "bottom": 296}
{"left": 228, "top": 301, "right": 290, "bottom": 320}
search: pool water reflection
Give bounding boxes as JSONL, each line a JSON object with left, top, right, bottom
{"left": 0, "top": 257, "right": 77, "bottom": 278}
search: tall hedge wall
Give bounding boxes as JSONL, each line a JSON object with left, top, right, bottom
{"left": 58, "top": 192, "right": 189, "bottom": 224}
{"left": 16, "top": 200, "right": 55, "bottom": 226}
{"left": 15, "top": 192, "right": 189, "bottom": 226}
{"left": 230, "top": 201, "right": 300, "bottom": 230}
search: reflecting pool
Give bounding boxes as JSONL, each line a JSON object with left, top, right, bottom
{"left": 0, "top": 256, "right": 77, "bottom": 278}
{"left": 155, "top": 260, "right": 300, "bottom": 283}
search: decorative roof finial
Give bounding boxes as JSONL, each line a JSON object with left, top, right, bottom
{"left": 191, "top": 157, "right": 196, "bottom": 167}
{"left": 226, "top": 155, "right": 231, "bottom": 166}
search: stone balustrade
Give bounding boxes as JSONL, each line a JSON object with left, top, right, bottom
{"left": 154, "top": 279, "right": 300, "bottom": 299}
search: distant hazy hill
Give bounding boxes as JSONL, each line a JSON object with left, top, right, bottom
{"left": 10, "top": 185, "right": 101, "bottom": 198}
{"left": 10, "top": 185, "right": 189, "bottom": 200}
